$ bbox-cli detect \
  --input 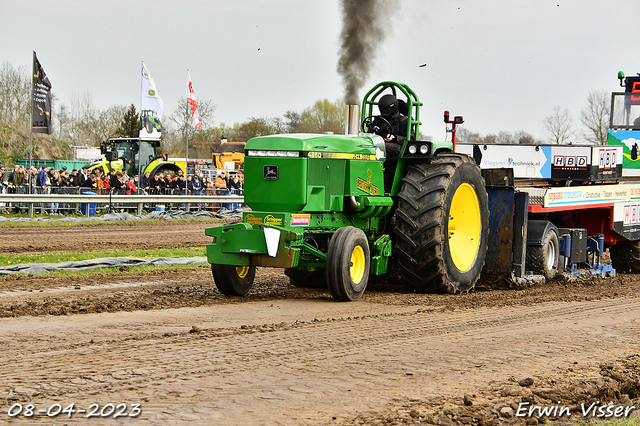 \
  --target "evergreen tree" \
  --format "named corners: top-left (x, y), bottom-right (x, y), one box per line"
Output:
top-left (116, 104), bottom-right (139, 138)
